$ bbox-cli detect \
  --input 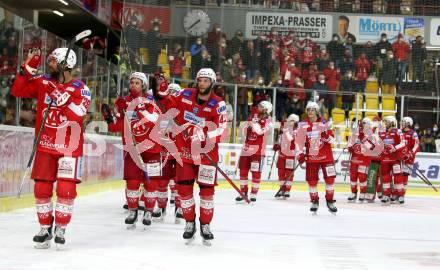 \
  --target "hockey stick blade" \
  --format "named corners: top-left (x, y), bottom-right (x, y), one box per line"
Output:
top-left (74, 30), bottom-right (92, 43)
